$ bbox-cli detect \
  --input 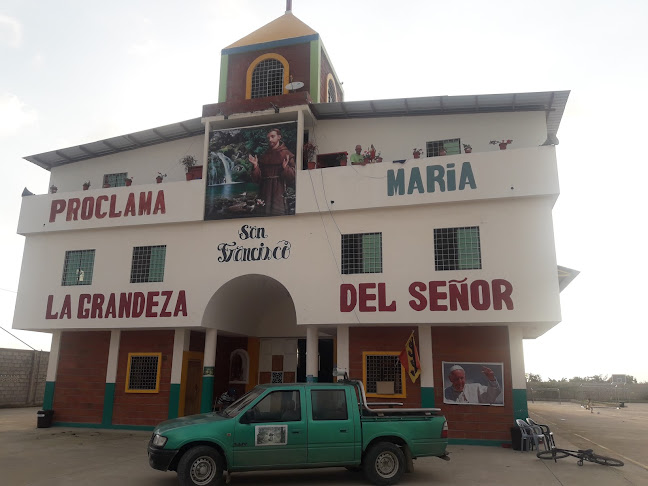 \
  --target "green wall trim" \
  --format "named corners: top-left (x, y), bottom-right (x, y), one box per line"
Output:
top-left (421, 387), bottom-right (435, 408)
top-left (449, 438), bottom-right (508, 447)
top-left (309, 40), bottom-right (321, 103)
top-left (201, 376), bottom-right (215, 413)
top-left (512, 388), bottom-right (529, 419)
top-left (218, 54), bottom-right (229, 102)
top-left (43, 381), bottom-right (55, 410)
top-left (168, 383), bottom-right (181, 419)
top-left (52, 422), bottom-right (154, 431)
top-left (101, 383), bottom-right (115, 426)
